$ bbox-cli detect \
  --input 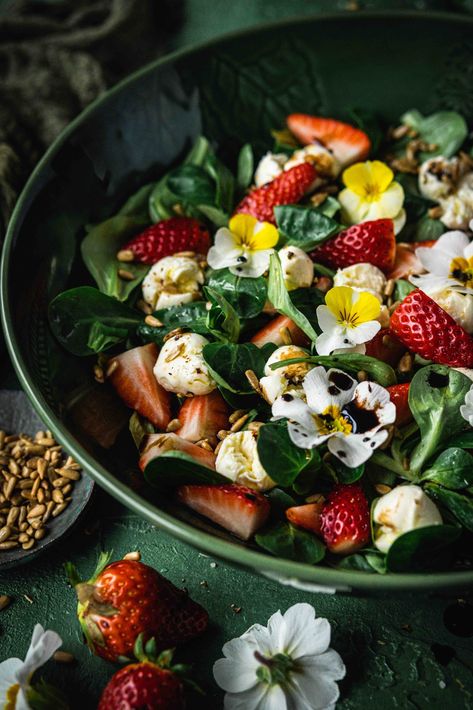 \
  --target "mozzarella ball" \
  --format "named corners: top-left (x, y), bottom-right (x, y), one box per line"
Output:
top-left (418, 156), bottom-right (458, 202)
top-left (333, 263), bottom-right (387, 302)
top-left (260, 345), bottom-right (310, 404)
top-left (431, 289), bottom-right (473, 333)
top-left (216, 430), bottom-right (275, 491)
top-left (440, 174), bottom-right (473, 229)
top-left (142, 255), bottom-right (204, 310)
top-left (154, 332), bottom-right (216, 396)
top-left (373, 485), bottom-right (442, 554)
top-left (254, 152), bottom-right (288, 187)
top-left (284, 144), bottom-right (341, 179)
top-left (278, 246), bottom-right (314, 291)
